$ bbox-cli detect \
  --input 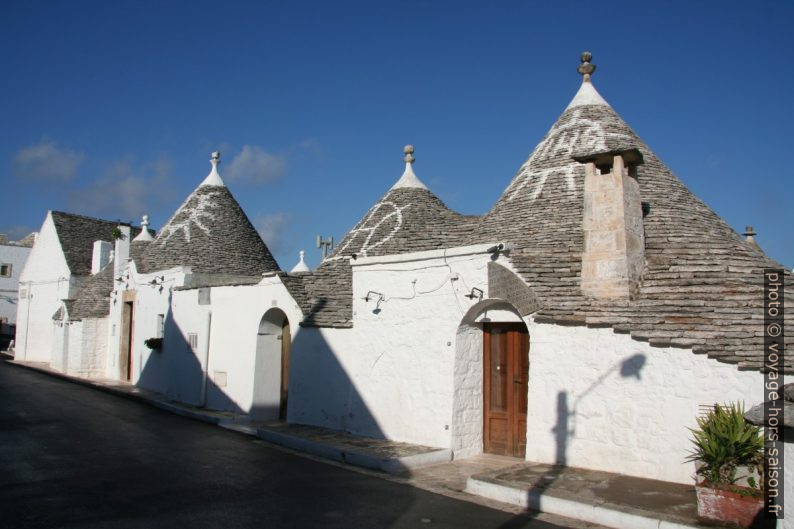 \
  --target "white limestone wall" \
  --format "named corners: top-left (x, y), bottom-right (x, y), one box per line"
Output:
top-left (51, 320), bottom-right (69, 372)
top-left (0, 244), bottom-right (31, 324)
top-left (15, 213), bottom-right (73, 362)
top-left (165, 277), bottom-right (304, 415)
top-left (347, 245), bottom-right (500, 448)
top-left (212, 278), bottom-right (302, 416)
top-left (66, 318), bottom-right (107, 378)
top-left (287, 325), bottom-right (355, 429)
top-left (105, 264), bottom-right (187, 389)
top-left (525, 321), bottom-right (766, 484)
